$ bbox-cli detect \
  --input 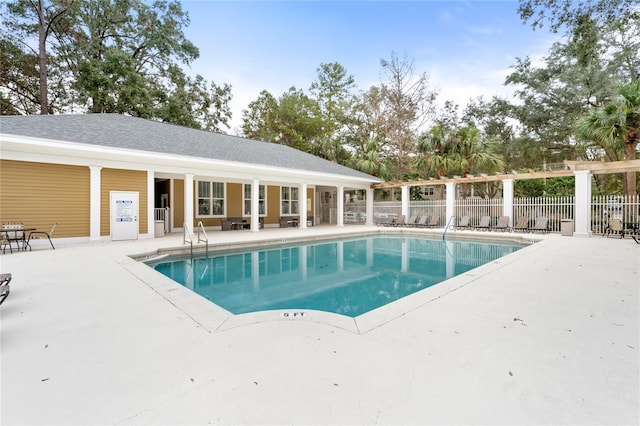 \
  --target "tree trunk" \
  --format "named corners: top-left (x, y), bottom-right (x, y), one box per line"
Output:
top-left (38, 0), bottom-right (48, 115)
